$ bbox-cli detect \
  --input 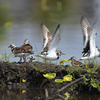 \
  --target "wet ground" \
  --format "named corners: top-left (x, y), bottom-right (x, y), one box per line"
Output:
top-left (0, 61), bottom-right (100, 100)
top-left (0, 62), bottom-right (100, 90)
